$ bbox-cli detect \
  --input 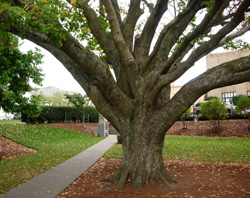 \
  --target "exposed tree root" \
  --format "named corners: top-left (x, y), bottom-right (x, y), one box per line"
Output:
top-left (101, 166), bottom-right (120, 183)
top-left (102, 165), bottom-right (178, 191)
top-left (115, 167), bottom-right (130, 189)
top-left (156, 168), bottom-right (178, 189)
